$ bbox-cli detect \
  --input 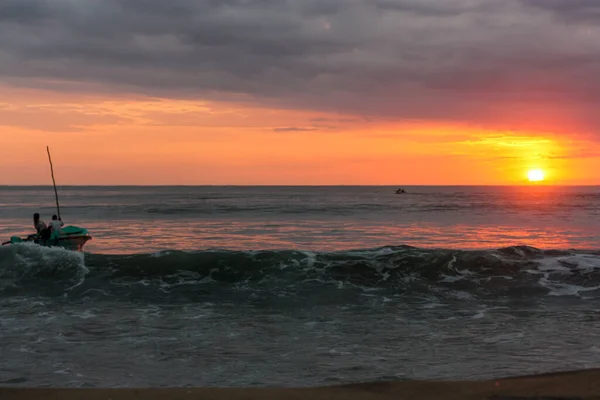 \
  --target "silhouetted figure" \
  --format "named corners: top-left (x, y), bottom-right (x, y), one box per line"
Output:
top-left (33, 213), bottom-right (46, 234)
top-left (49, 214), bottom-right (64, 245)
top-left (33, 213), bottom-right (51, 244)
